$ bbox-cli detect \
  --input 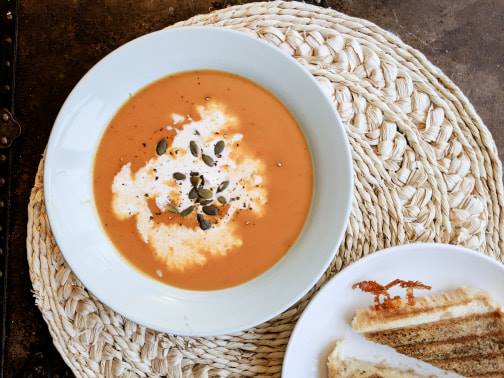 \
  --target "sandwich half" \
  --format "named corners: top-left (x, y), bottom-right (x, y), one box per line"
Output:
top-left (352, 287), bottom-right (504, 377)
top-left (327, 340), bottom-right (430, 378)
